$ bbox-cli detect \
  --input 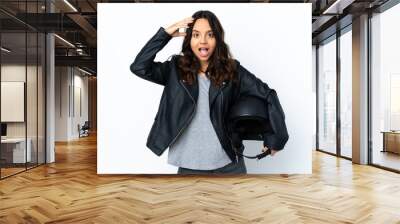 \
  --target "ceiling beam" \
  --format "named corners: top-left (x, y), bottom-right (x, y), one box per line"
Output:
top-left (55, 55), bottom-right (96, 69)
top-left (322, 0), bottom-right (356, 14)
top-left (67, 13), bottom-right (97, 47)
